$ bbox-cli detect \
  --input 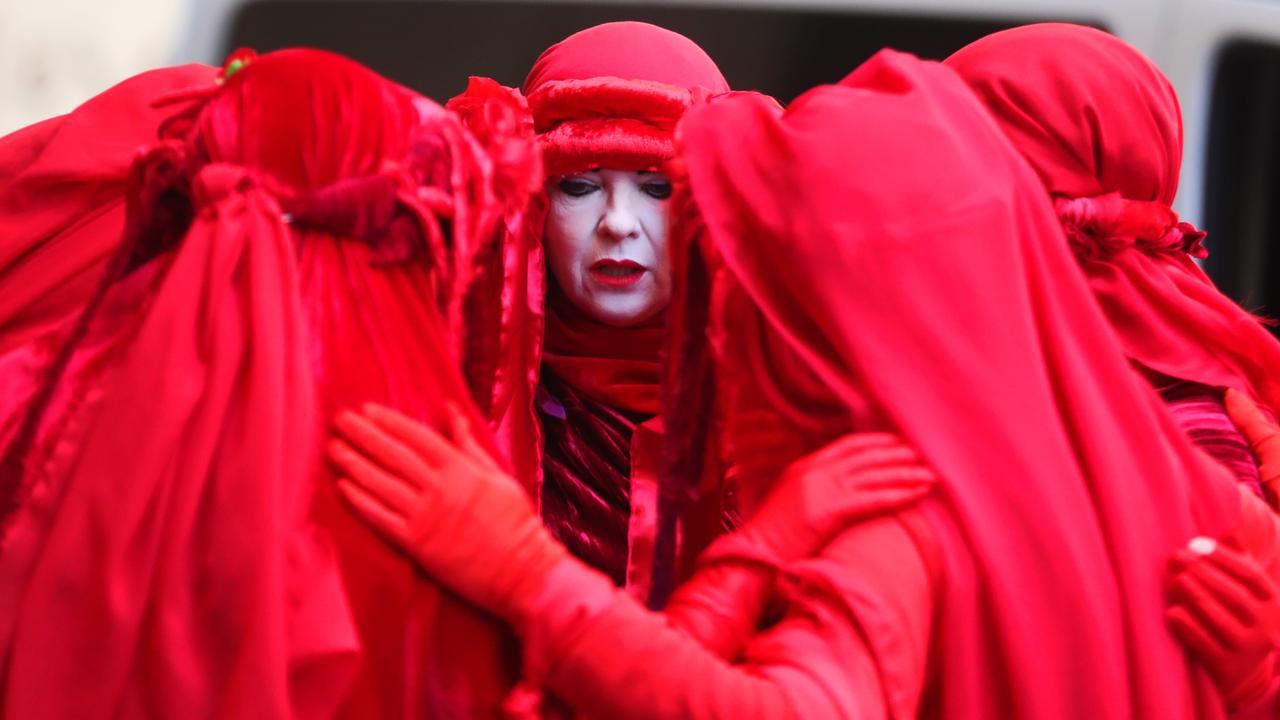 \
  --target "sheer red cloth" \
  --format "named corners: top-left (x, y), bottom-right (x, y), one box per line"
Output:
top-left (946, 23), bottom-right (1280, 421)
top-left (675, 49), bottom-right (1241, 717)
top-left (0, 64), bottom-right (217, 356)
top-left (0, 49), bottom-right (537, 718)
